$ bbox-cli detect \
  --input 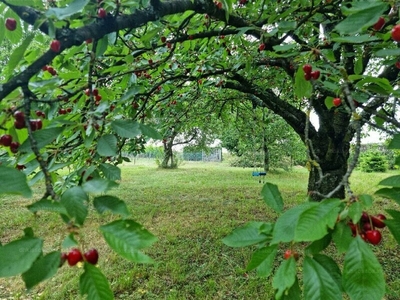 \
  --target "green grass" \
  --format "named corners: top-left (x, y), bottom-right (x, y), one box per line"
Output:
top-left (0, 160), bottom-right (399, 299)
